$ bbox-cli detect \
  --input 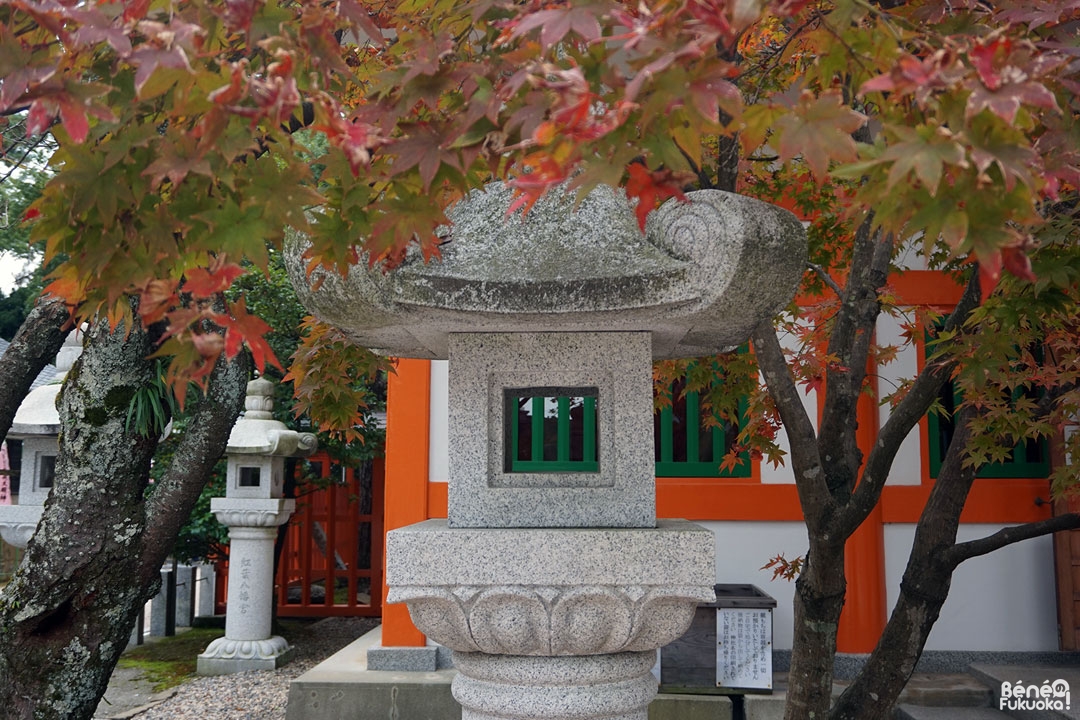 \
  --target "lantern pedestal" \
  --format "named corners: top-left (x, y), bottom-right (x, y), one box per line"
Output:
top-left (386, 520), bottom-right (716, 720)
top-left (0, 504), bottom-right (43, 548)
top-left (197, 498), bottom-right (295, 675)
